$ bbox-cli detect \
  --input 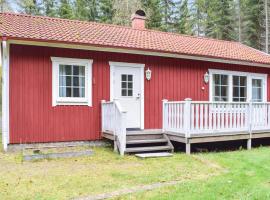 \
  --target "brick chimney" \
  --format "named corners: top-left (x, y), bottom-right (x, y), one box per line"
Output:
top-left (131, 10), bottom-right (146, 30)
